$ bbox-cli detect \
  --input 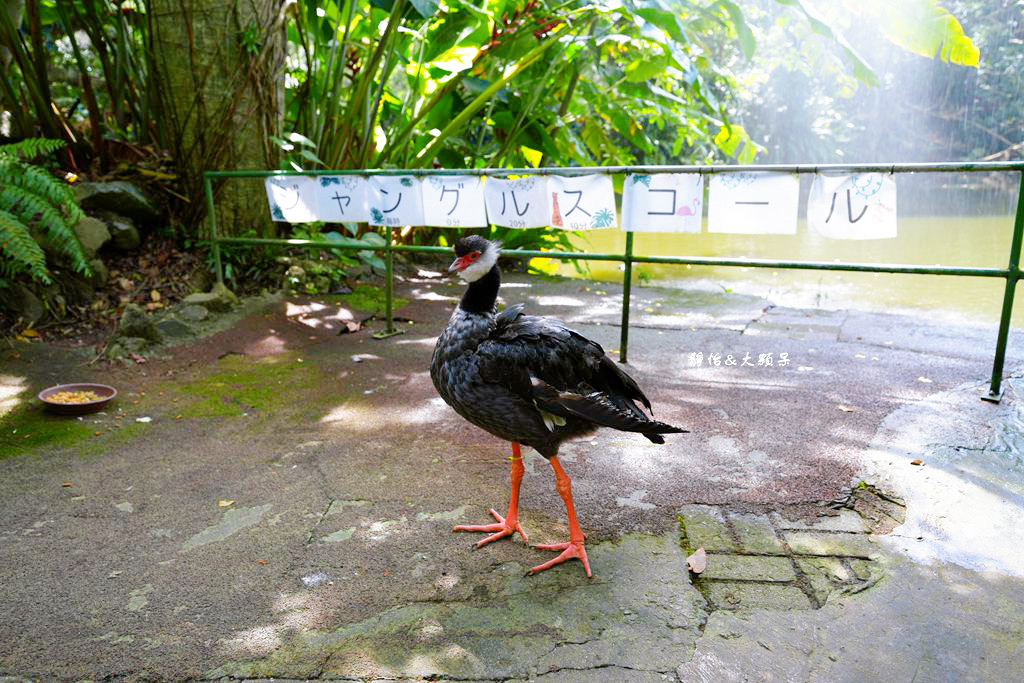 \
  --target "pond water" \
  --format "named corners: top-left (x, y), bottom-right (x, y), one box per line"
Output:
top-left (556, 214), bottom-right (1019, 325)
